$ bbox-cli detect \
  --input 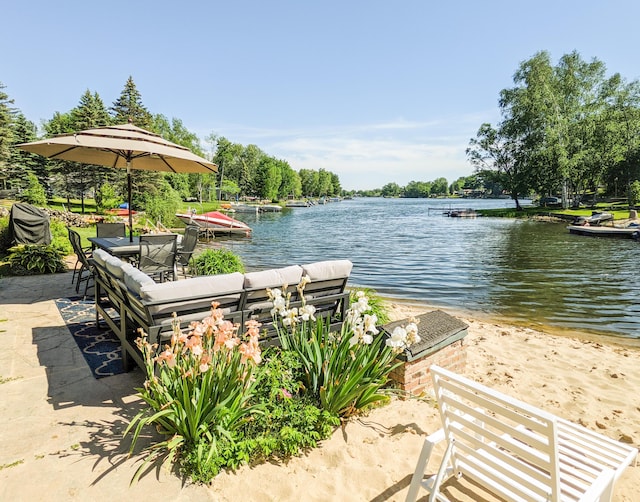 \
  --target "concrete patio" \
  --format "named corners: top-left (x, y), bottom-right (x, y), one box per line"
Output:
top-left (0, 272), bottom-right (212, 501)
